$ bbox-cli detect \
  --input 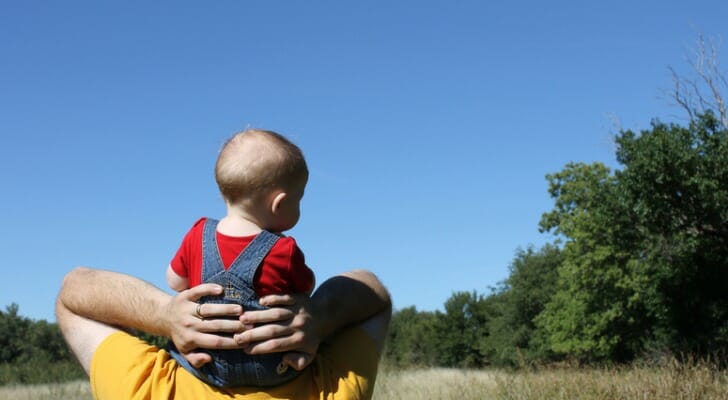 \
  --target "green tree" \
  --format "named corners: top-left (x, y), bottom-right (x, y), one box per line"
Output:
top-left (536, 162), bottom-right (644, 361)
top-left (482, 244), bottom-right (562, 366)
top-left (22, 319), bottom-right (72, 363)
top-left (0, 304), bottom-right (30, 363)
top-left (385, 306), bottom-right (438, 367)
top-left (536, 112), bottom-right (727, 362)
top-left (0, 303), bottom-right (85, 384)
top-left (435, 291), bottom-right (489, 368)
top-left (615, 112), bottom-right (728, 355)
